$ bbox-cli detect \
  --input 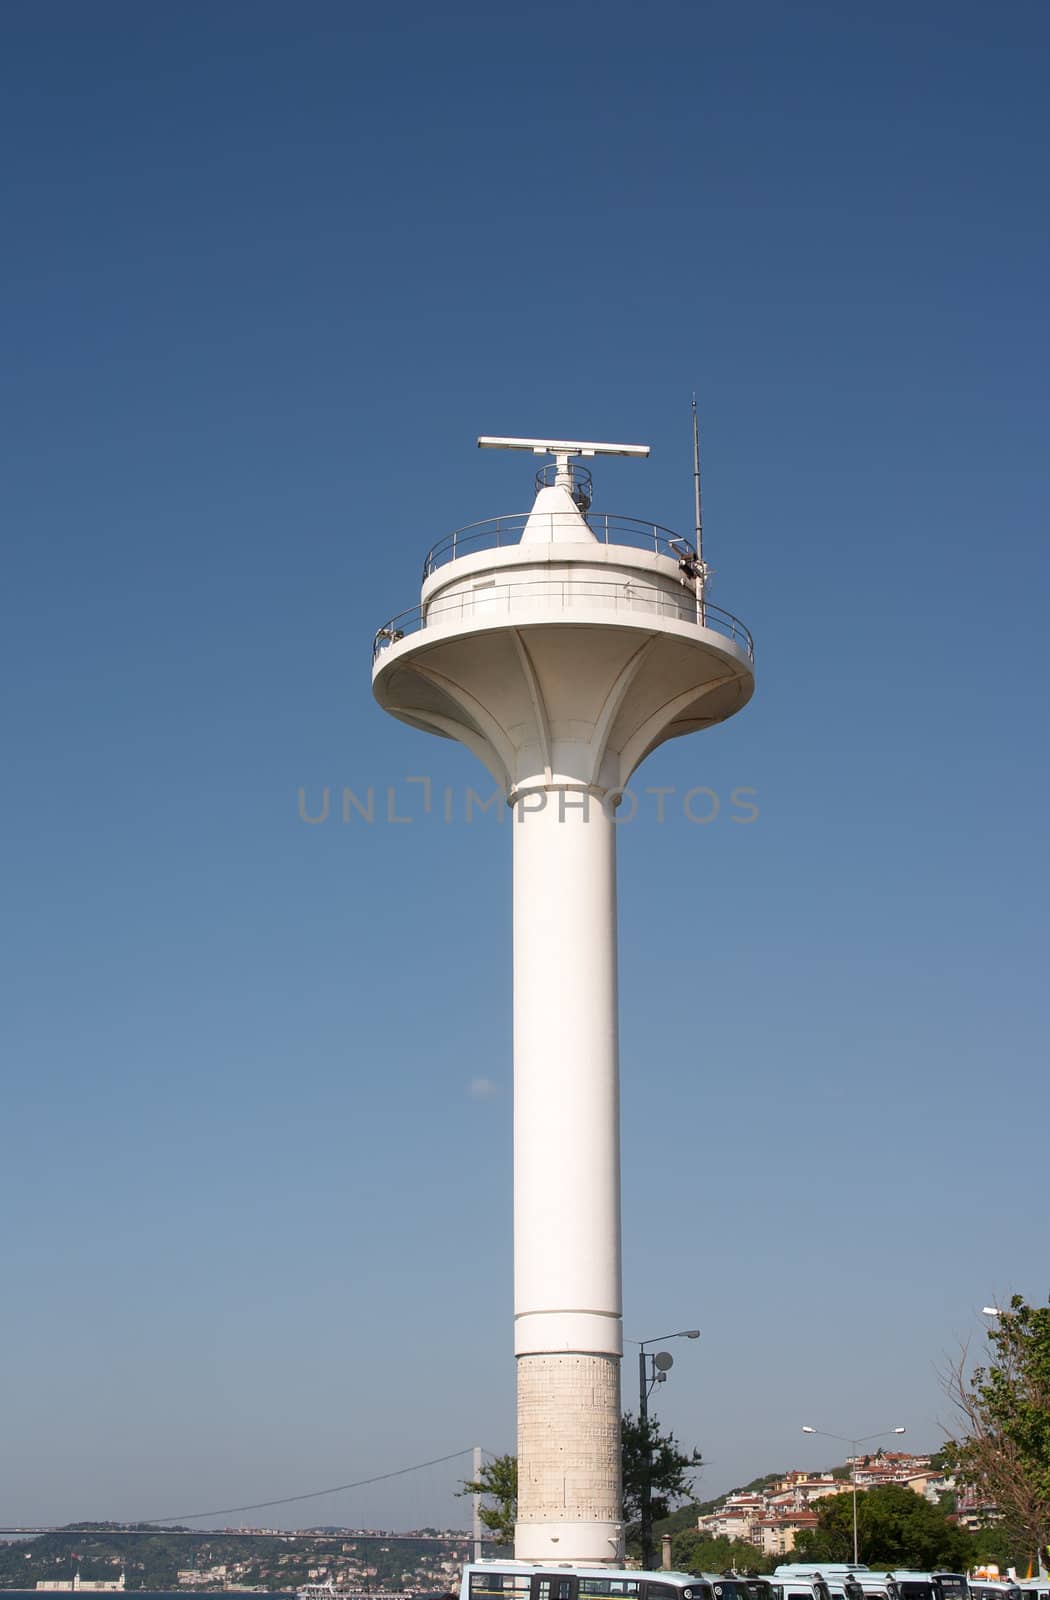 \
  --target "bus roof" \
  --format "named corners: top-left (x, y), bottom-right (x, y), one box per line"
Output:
top-left (774, 1567), bottom-right (870, 1575)
top-left (462, 1566), bottom-right (703, 1583)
